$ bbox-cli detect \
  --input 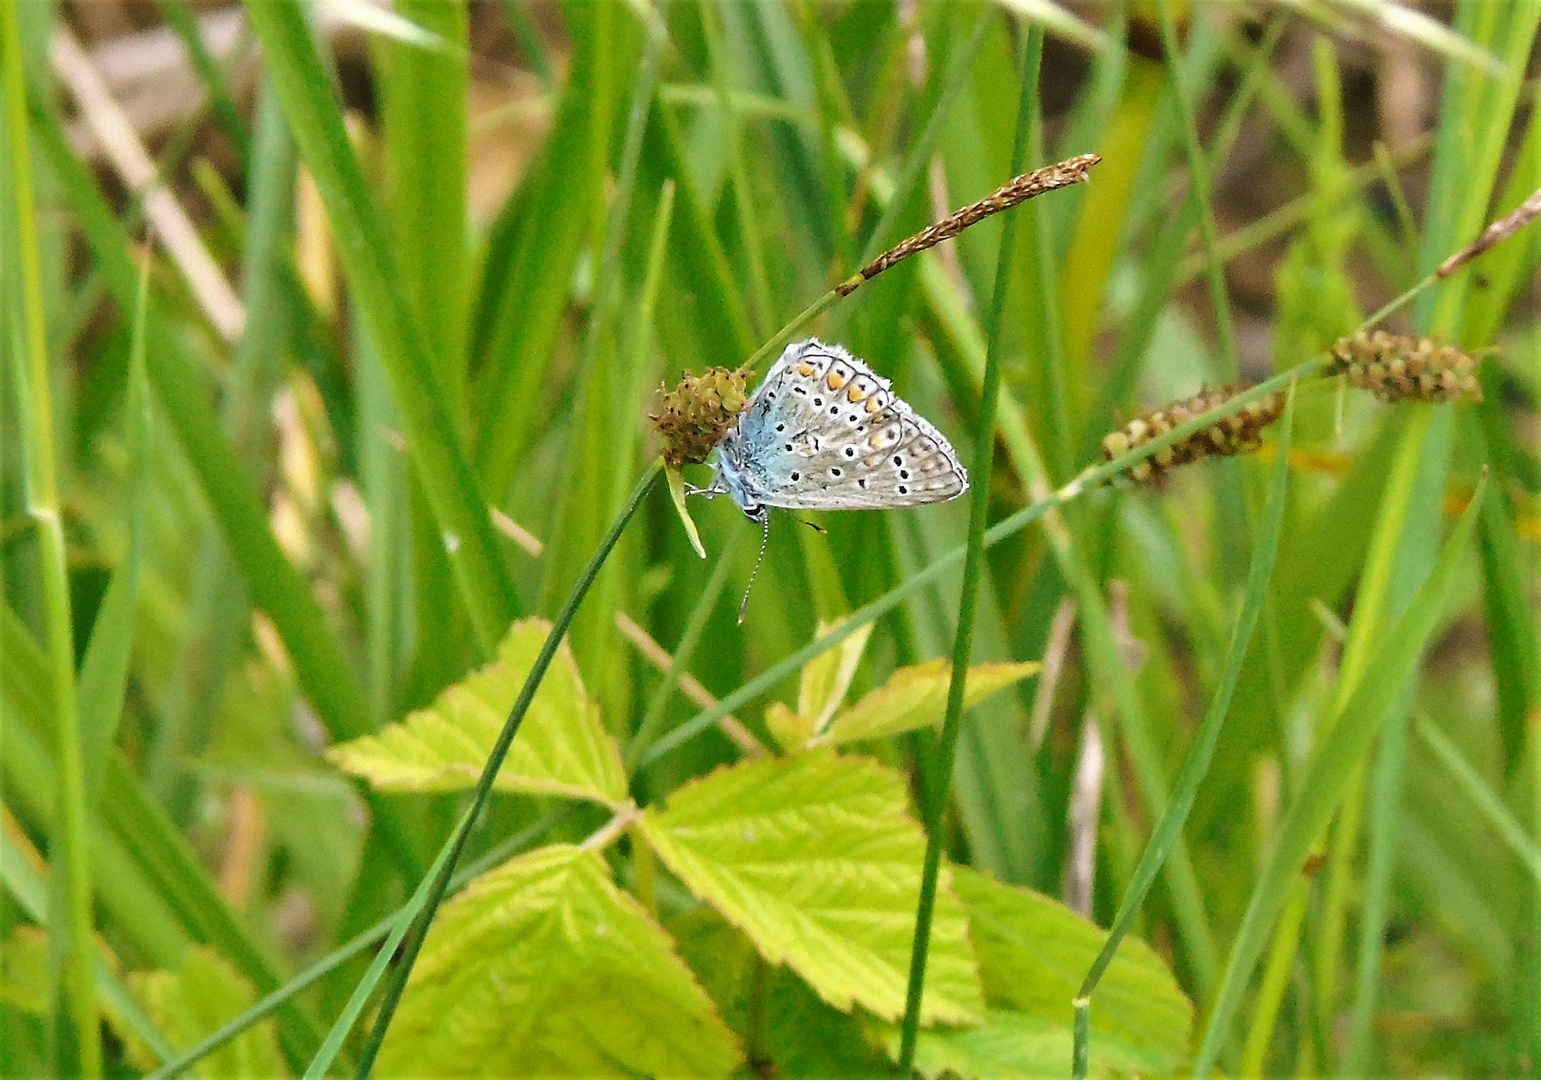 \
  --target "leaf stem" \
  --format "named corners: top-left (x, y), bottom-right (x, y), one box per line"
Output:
top-left (897, 24), bottom-right (1039, 1072)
